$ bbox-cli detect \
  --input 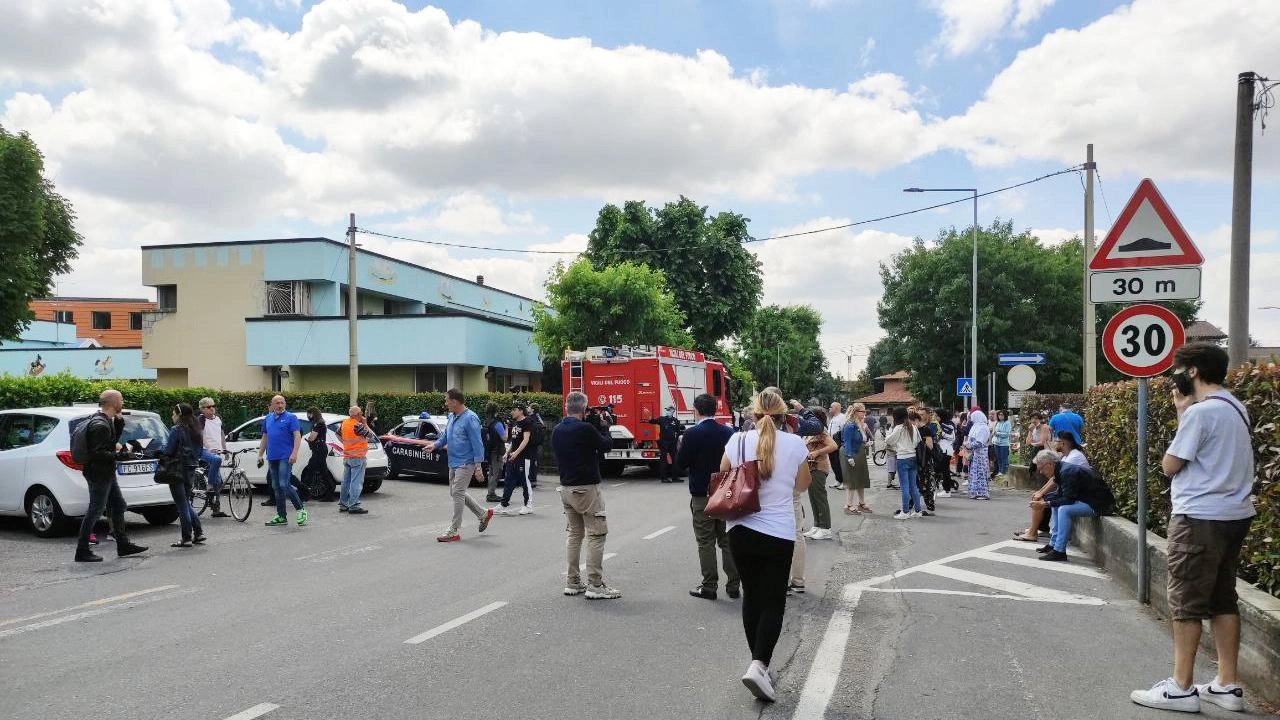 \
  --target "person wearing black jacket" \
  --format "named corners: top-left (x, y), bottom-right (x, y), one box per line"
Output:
top-left (1031, 449), bottom-right (1115, 562)
top-left (74, 389), bottom-right (148, 562)
top-left (644, 407), bottom-right (684, 483)
top-left (552, 391), bottom-right (619, 599)
top-left (676, 393), bottom-right (739, 600)
top-left (160, 403), bottom-right (205, 548)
